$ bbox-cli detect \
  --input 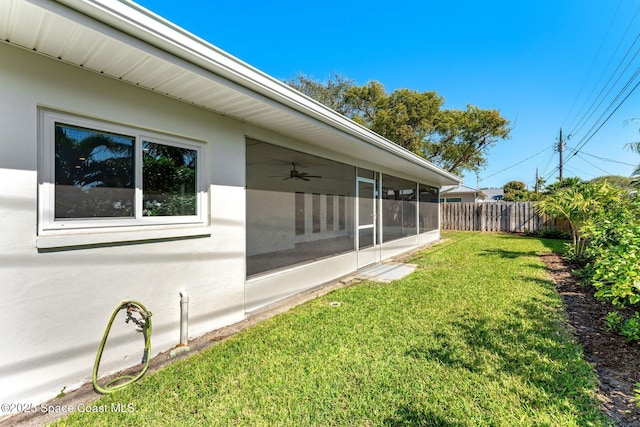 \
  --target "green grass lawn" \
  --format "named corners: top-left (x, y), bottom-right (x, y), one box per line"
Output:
top-left (55, 232), bottom-right (610, 426)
